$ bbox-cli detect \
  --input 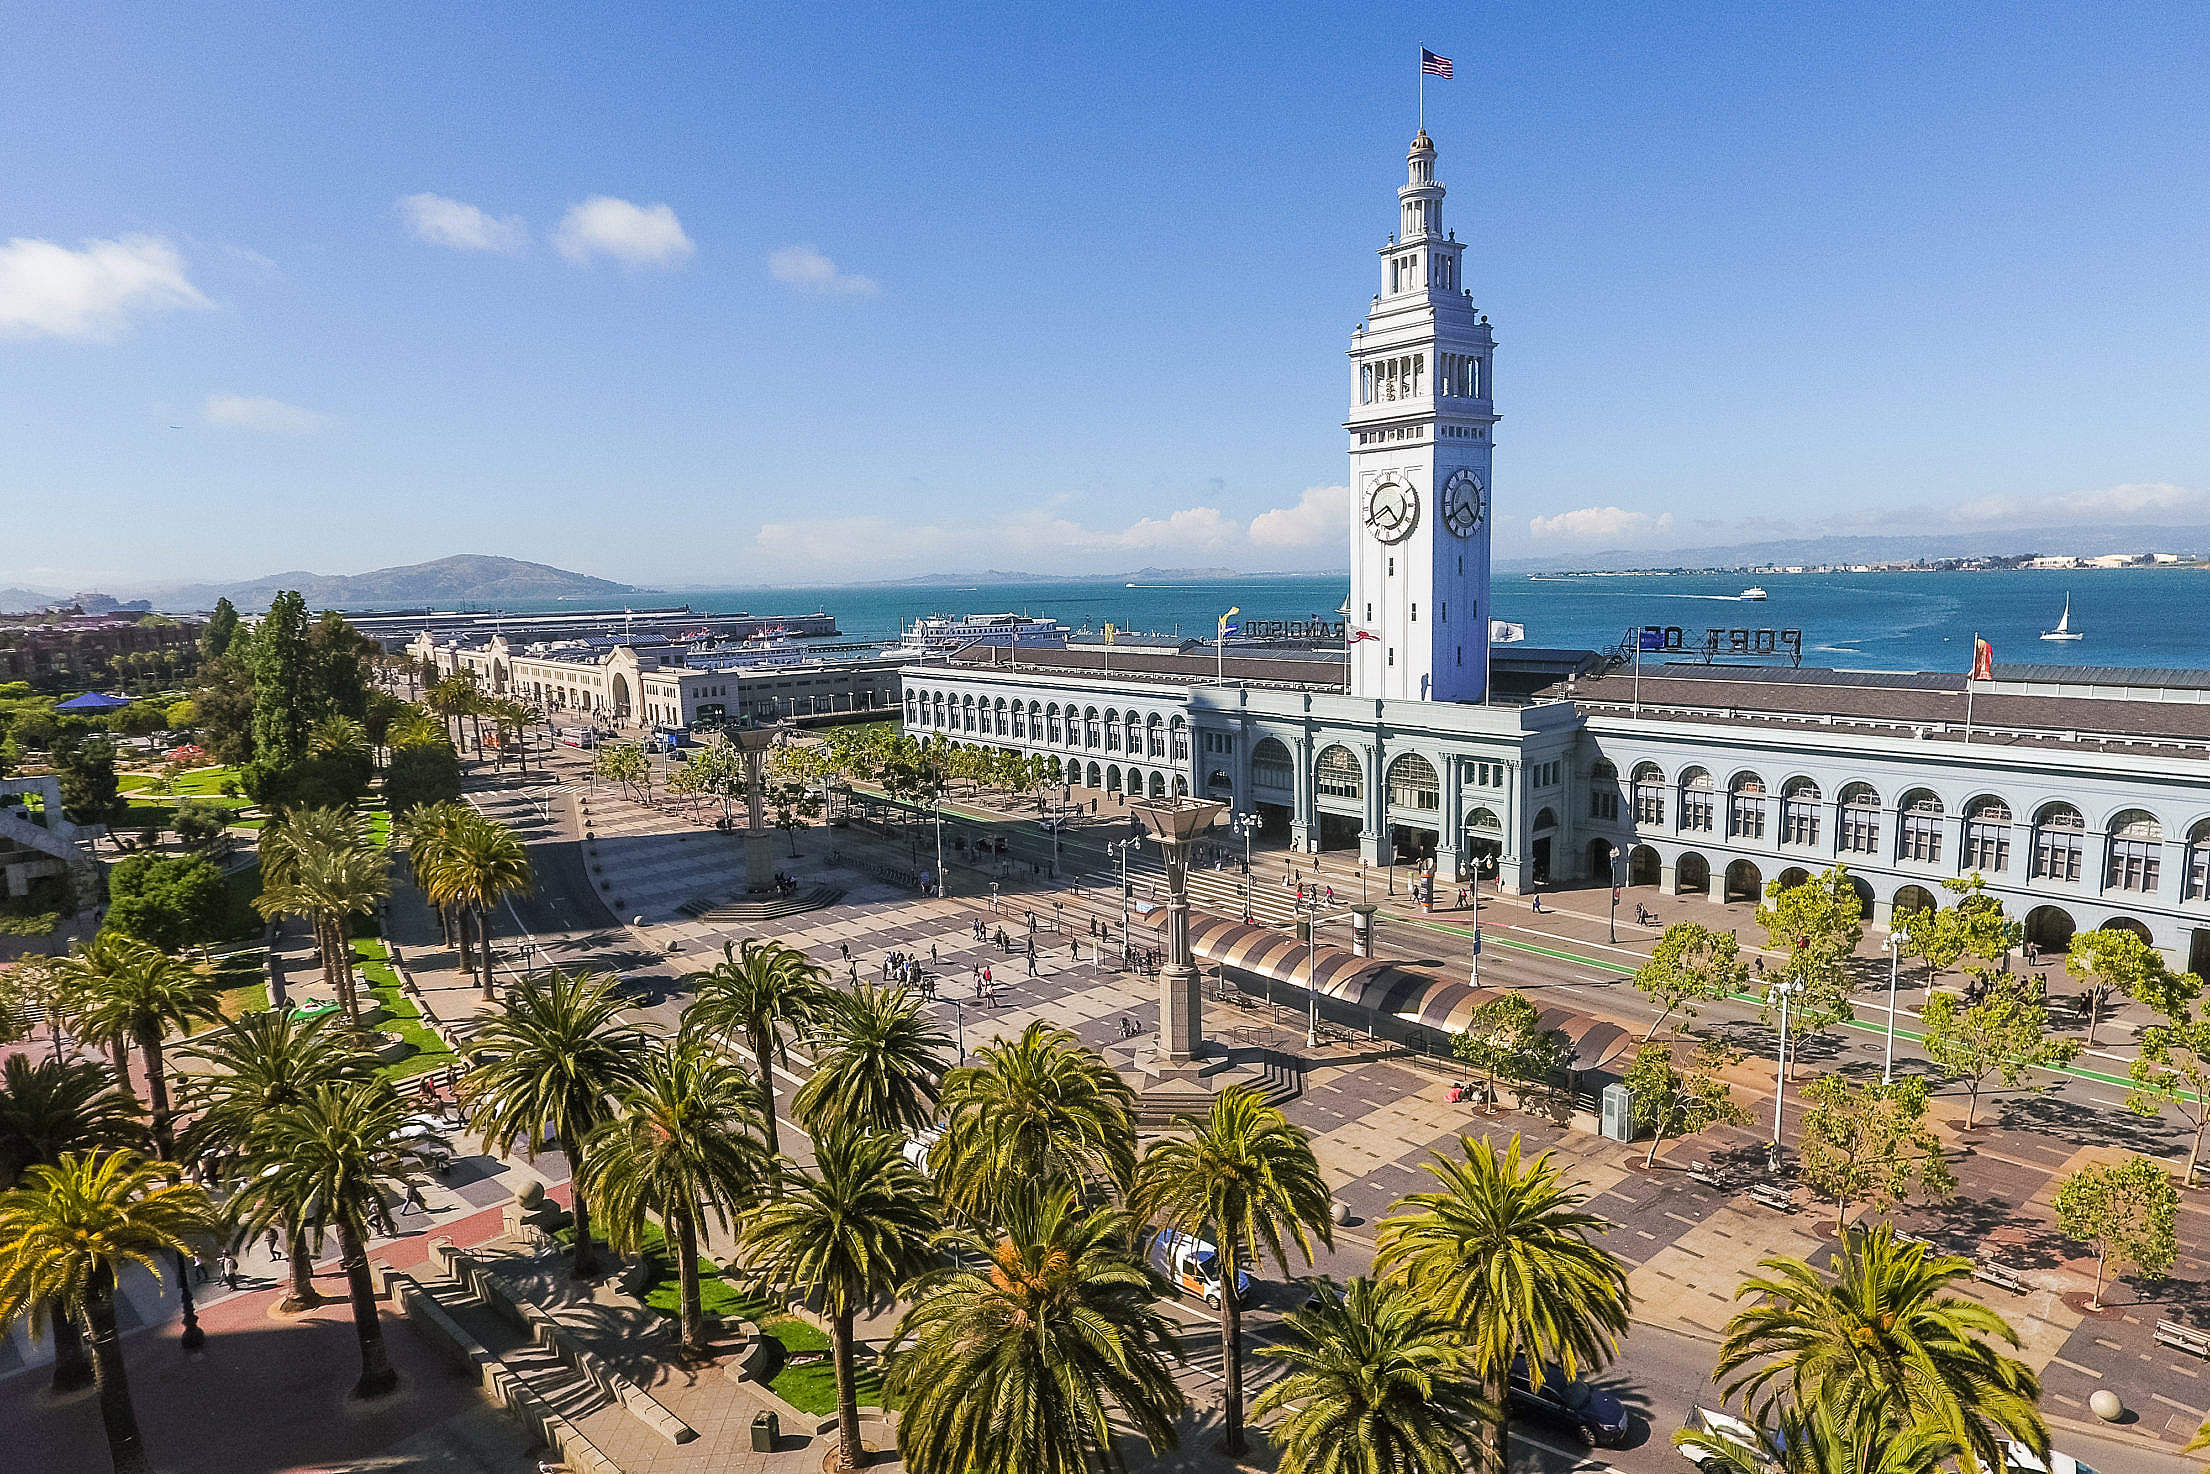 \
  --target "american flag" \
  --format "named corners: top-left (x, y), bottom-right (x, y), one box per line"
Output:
top-left (1421, 48), bottom-right (1453, 78)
